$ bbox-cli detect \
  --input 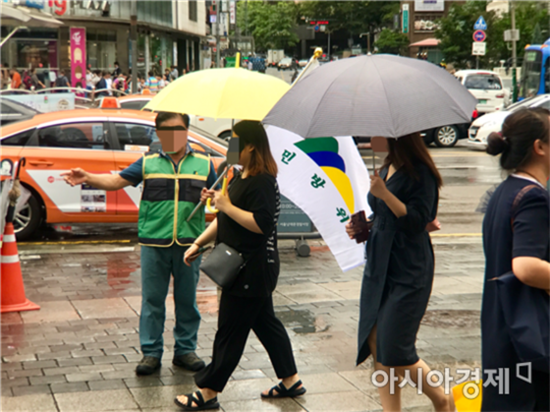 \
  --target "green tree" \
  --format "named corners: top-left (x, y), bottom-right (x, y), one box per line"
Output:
top-left (375, 29), bottom-right (409, 55)
top-left (297, 1), bottom-right (398, 36)
top-left (436, 1), bottom-right (548, 69)
top-left (532, 22), bottom-right (544, 44)
top-left (236, 1), bottom-right (299, 52)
